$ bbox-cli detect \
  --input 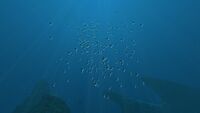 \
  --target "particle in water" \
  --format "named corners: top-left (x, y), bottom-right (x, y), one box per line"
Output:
top-left (49, 35), bottom-right (54, 40)
top-left (74, 48), bottom-right (78, 53)
top-left (120, 38), bottom-right (124, 42)
top-left (123, 69), bottom-right (126, 73)
top-left (132, 40), bottom-right (136, 46)
top-left (104, 94), bottom-right (110, 100)
top-left (134, 85), bottom-right (137, 89)
top-left (66, 79), bottom-right (70, 83)
top-left (109, 72), bottom-right (113, 77)
top-left (81, 68), bottom-right (85, 73)
top-left (103, 94), bottom-right (106, 99)
top-left (131, 20), bottom-right (135, 25)
top-left (130, 72), bottom-right (133, 77)
top-left (116, 77), bottom-right (120, 82)
top-left (142, 81), bottom-right (145, 86)
top-left (86, 51), bottom-right (89, 54)
top-left (120, 84), bottom-right (123, 88)
top-left (67, 51), bottom-right (72, 56)
top-left (139, 23), bottom-right (144, 28)
top-left (49, 21), bottom-right (53, 26)
top-left (94, 82), bottom-right (99, 88)
top-left (136, 73), bottom-right (140, 77)
top-left (109, 44), bottom-right (114, 48)
top-left (102, 57), bottom-right (108, 63)
top-left (52, 83), bottom-right (56, 88)
top-left (64, 69), bottom-right (67, 74)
